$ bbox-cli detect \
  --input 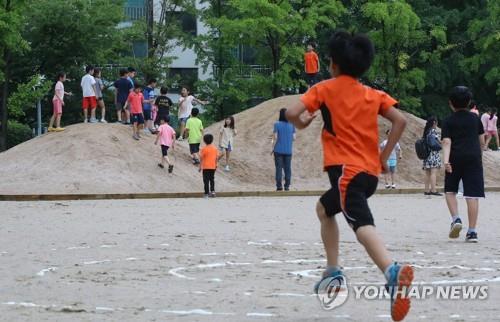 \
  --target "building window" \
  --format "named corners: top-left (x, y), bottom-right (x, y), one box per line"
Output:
top-left (125, 0), bottom-right (145, 21)
top-left (170, 11), bottom-right (197, 36)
